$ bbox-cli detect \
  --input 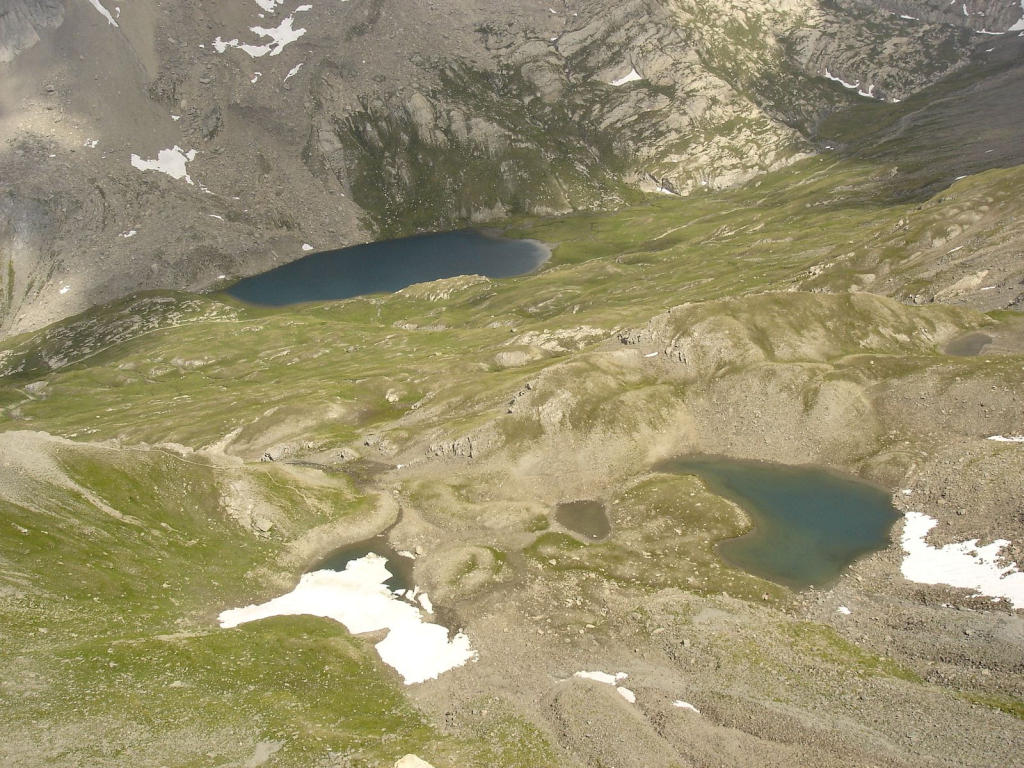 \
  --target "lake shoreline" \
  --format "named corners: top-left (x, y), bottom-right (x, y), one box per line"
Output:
top-left (222, 229), bottom-right (550, 308)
